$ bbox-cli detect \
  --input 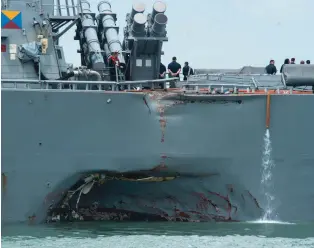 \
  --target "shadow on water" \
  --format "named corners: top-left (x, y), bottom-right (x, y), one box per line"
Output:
top-left (2, 221), bottom-right (314, 239)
